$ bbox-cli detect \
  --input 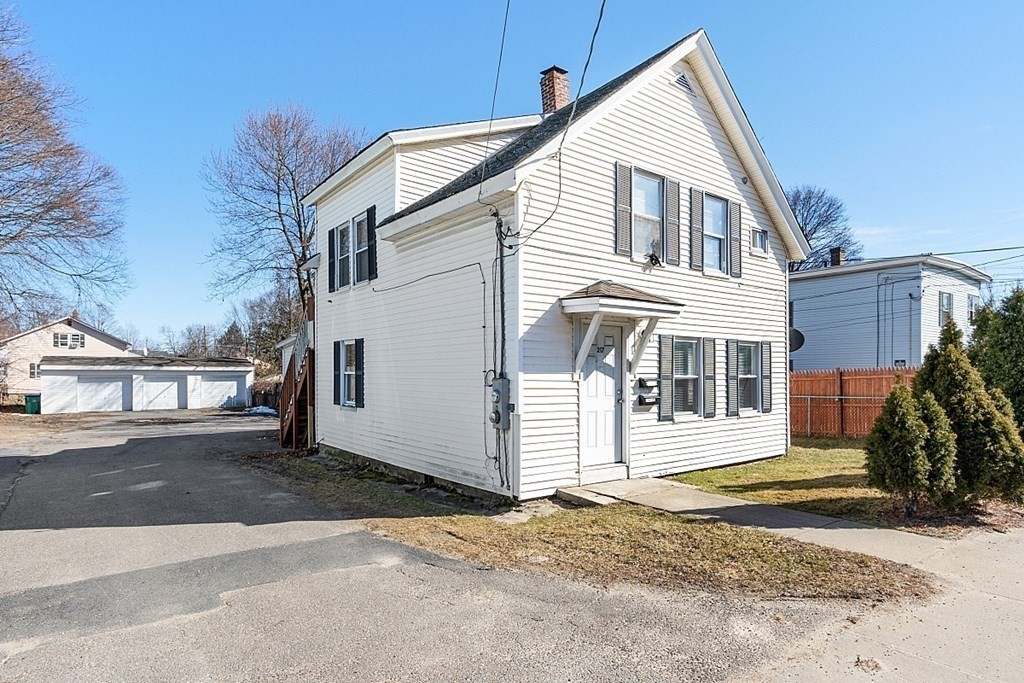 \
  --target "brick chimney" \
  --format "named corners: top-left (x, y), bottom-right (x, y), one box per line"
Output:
top-left (540, 66), bottom-right (570, 114)
top-left (829, 247), bottom-right (847, 267)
